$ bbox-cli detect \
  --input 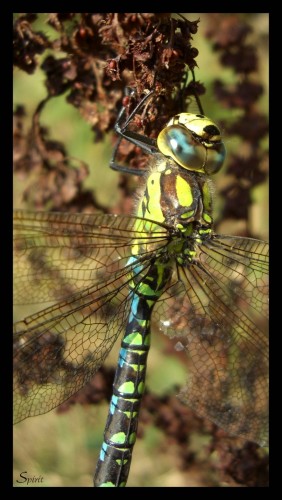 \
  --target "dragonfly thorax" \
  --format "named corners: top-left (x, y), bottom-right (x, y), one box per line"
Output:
top-left (136, 159), bottom-right (214, 232)
top-left (163, 235), bottom-right (199, 265)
